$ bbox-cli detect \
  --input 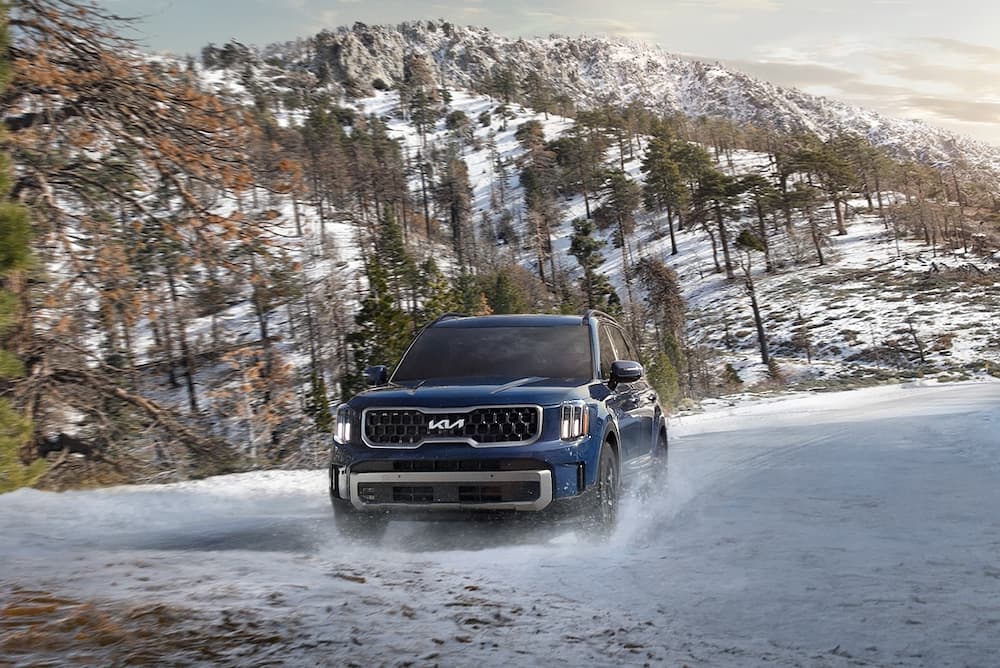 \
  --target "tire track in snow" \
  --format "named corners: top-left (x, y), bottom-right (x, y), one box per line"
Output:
top-left (658, 425), bottom-right (849, 522)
